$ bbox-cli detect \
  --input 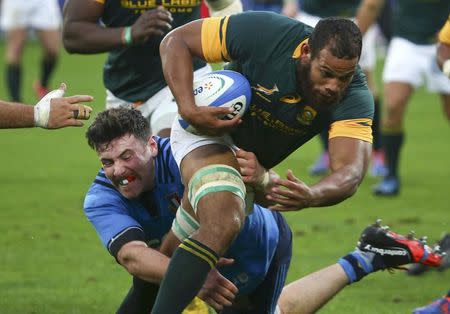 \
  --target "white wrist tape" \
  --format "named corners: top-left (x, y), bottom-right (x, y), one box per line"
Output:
top-left (256, 170), bottom-right (270, 191)
top-left (207, 0), bottom-right (243, 17)
top-left (443, 59), bottom-right (450, 78)
top-left (34, 88), bottom-right (64, 128)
